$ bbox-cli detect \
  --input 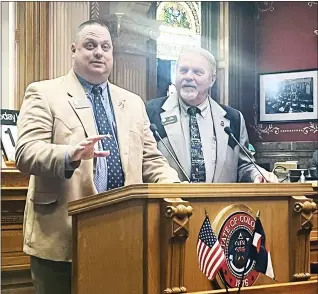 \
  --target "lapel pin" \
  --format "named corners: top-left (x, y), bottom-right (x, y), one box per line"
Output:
top-left (118, 100), bottom-right (125, 110)
top-left (220, 121), bottom-right (224, 127)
